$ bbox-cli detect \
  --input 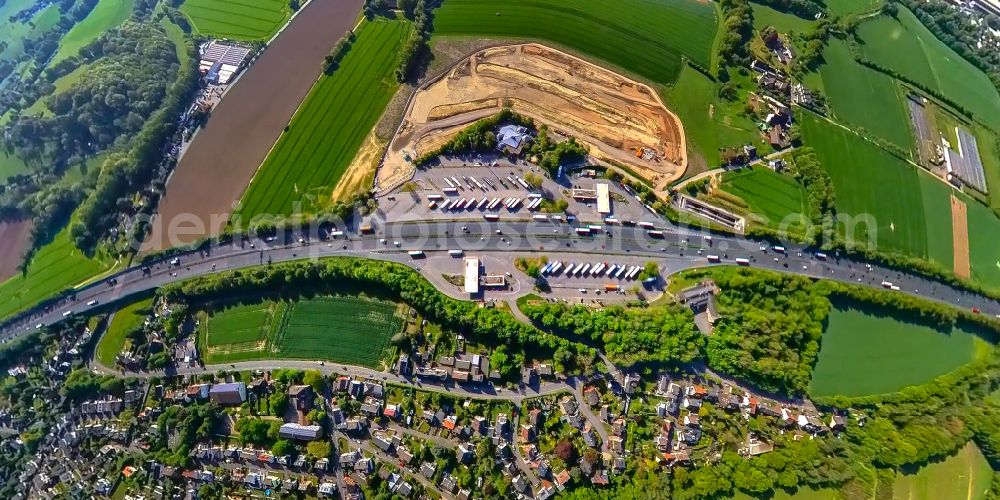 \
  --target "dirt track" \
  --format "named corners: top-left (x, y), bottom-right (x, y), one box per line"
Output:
top-left (144, 0), bottom-right (364, 251)
top-left (381, 43), bottom-right (687, 191)
top-left (951, 195), bottom-right (970, 279)
top-left (0, 219), bottom-right (31, 282)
